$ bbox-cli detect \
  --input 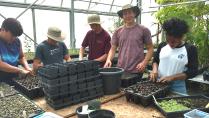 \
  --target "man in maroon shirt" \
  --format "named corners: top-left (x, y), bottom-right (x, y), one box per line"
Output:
top-left (79, 14), bottom-right (111, 66)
